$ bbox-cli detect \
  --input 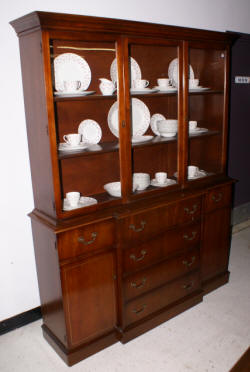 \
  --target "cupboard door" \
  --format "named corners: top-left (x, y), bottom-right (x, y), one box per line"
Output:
top-left (61, 252), bottom-right (117, 347)
top-left (201, 207), bottom-right (231, 282)
top-left (124, 38), bottom-right (182, 198)
top-left (49, 34), bottom-right (125, 217)
top-left (187, 42), bottom-right (229, 182)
